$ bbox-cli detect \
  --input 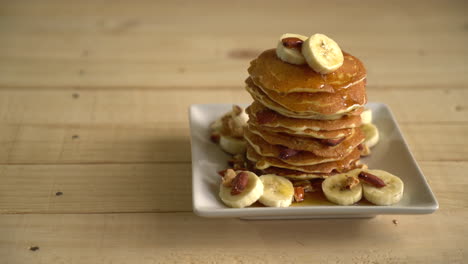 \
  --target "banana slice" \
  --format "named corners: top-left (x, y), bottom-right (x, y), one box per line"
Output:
top-left (361, 123), bottom-right (379, 148)
top-left (361, 170), bottom-right (404, 205)
top-left (276, 33), bottom-right (308, 65)
top-left (301, 33), bottom-right (344, 74)
top-left (219, 171), bottom-right (263, 208)
top-left (360, 108), bottom-right (372, 124)
top-left (219, 135), bottom-right (246, 155)
top-left (322, 169), bottom-right (362, 205)
top-left (258, 174), bottom-right (295, 207)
